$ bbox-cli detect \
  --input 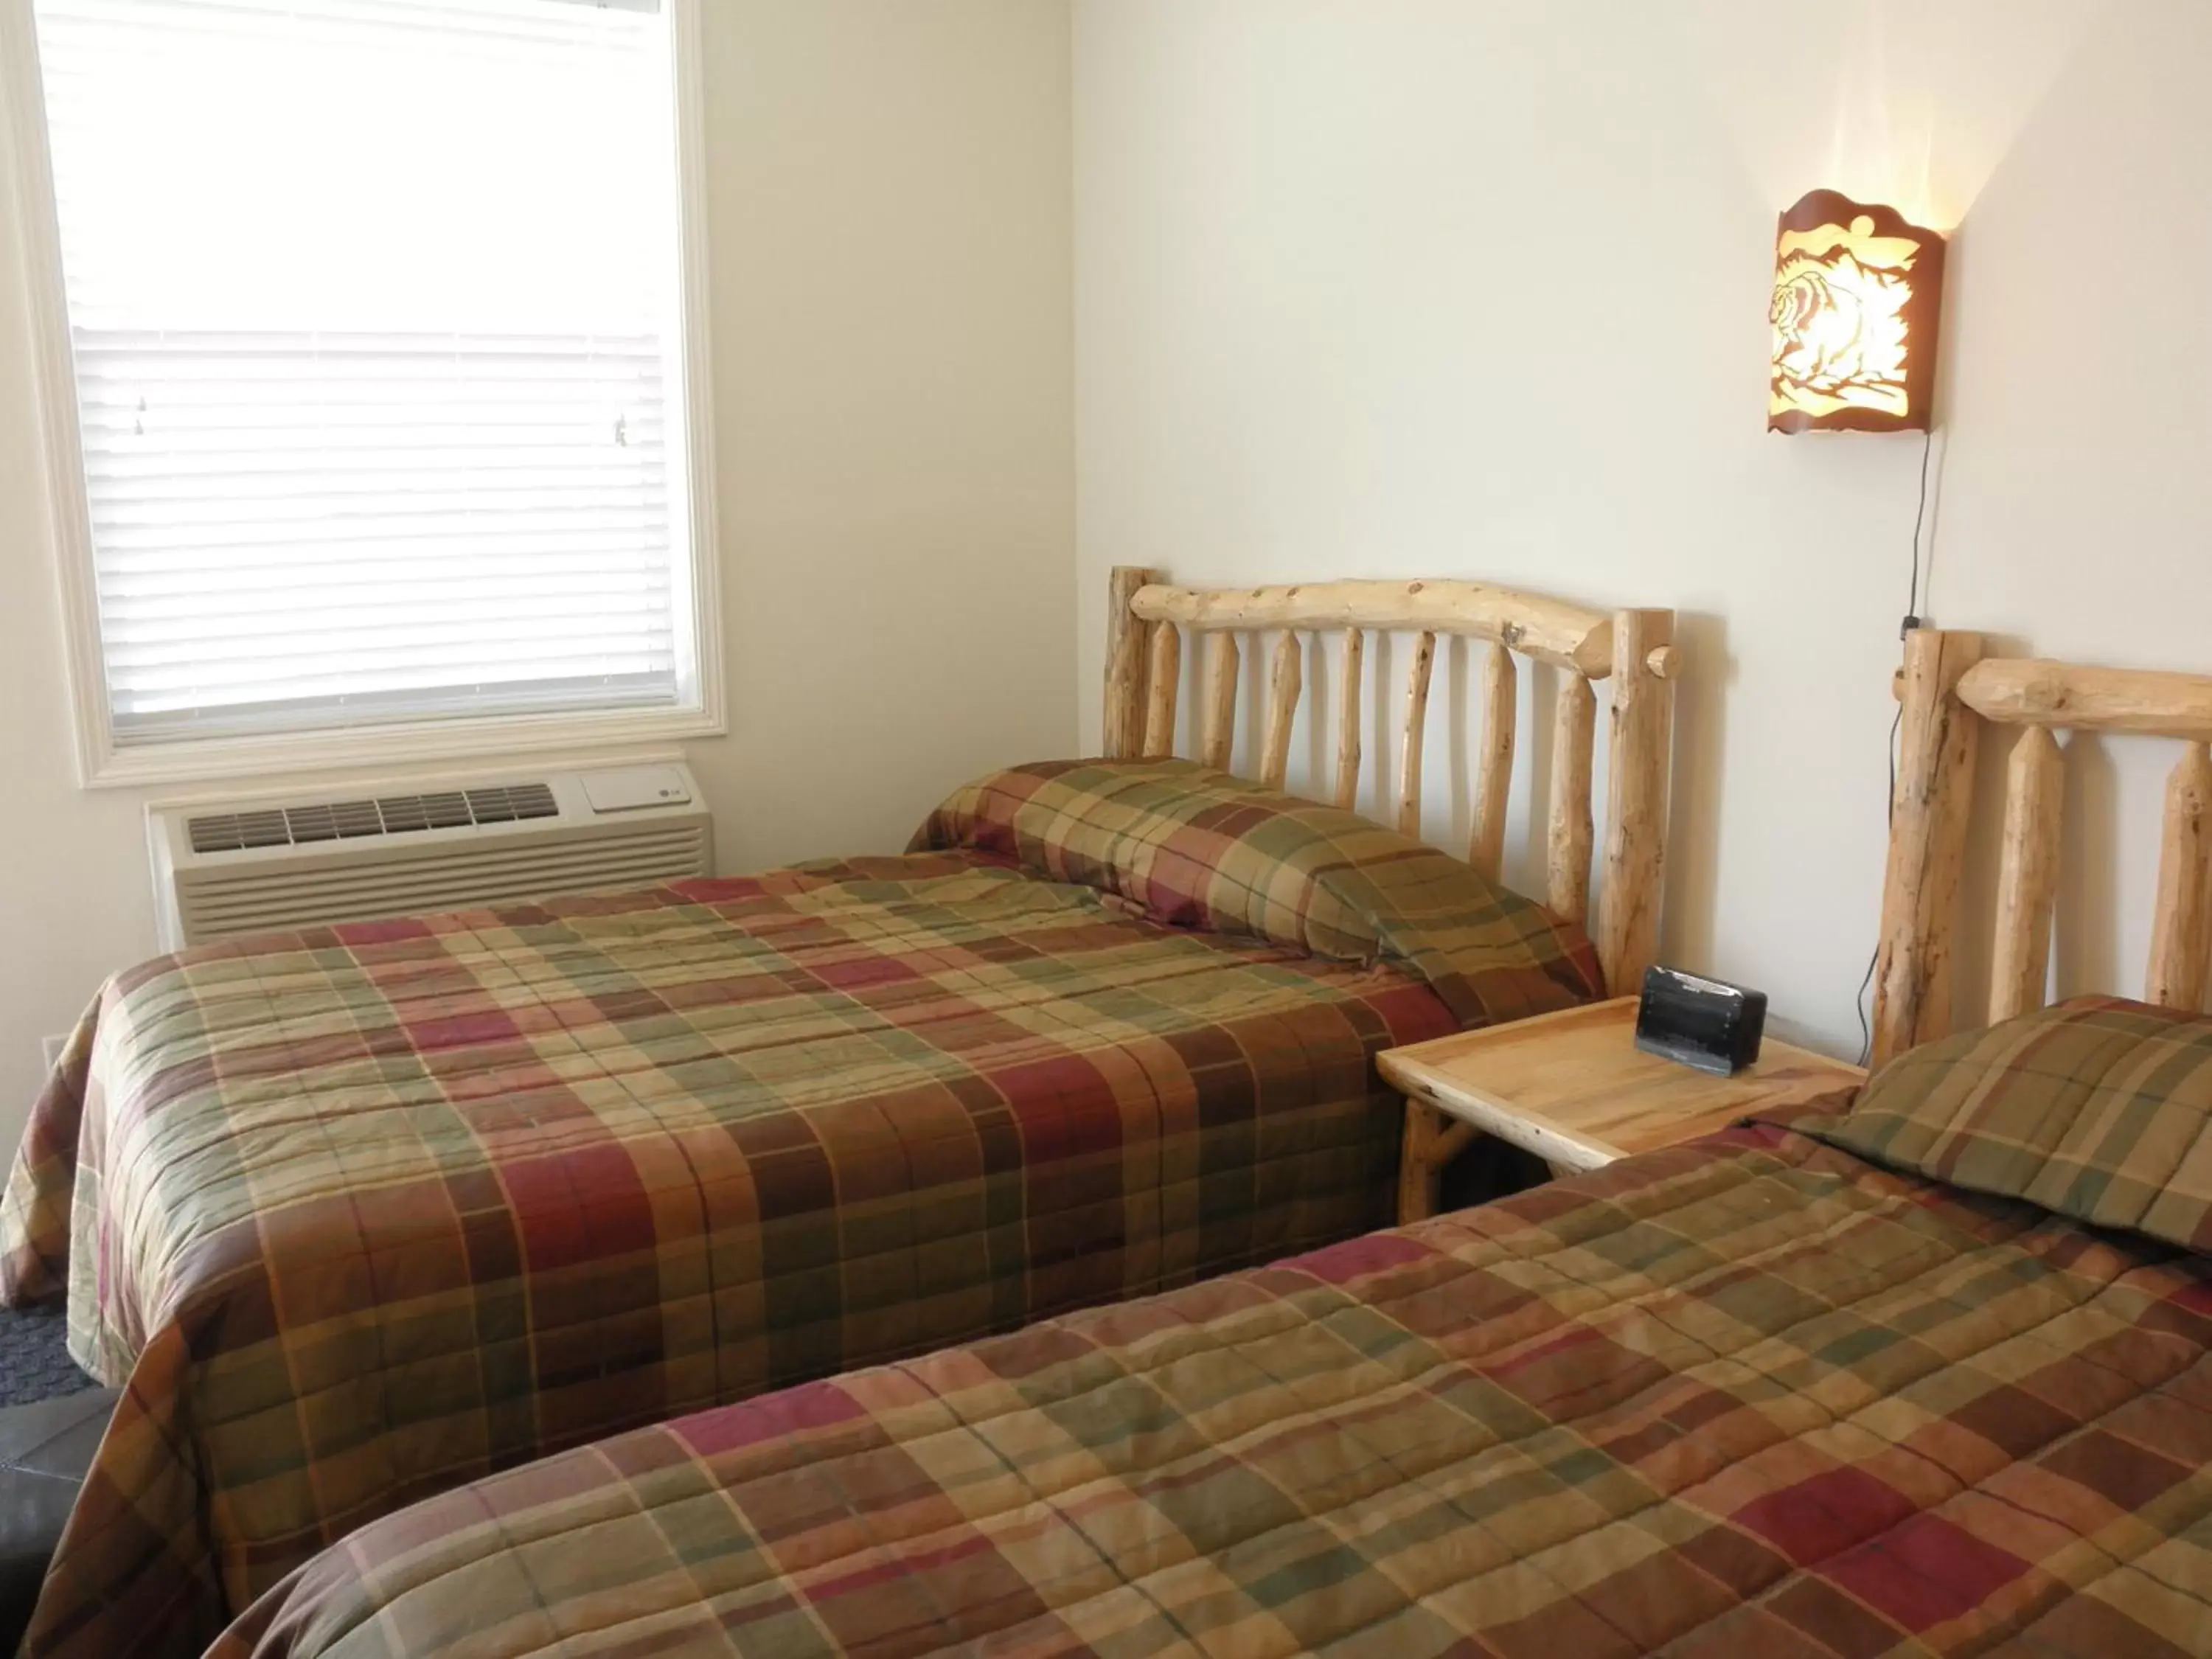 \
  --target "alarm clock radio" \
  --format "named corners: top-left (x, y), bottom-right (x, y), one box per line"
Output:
top-left (1634, 966), bottom-right (1767, 1077)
